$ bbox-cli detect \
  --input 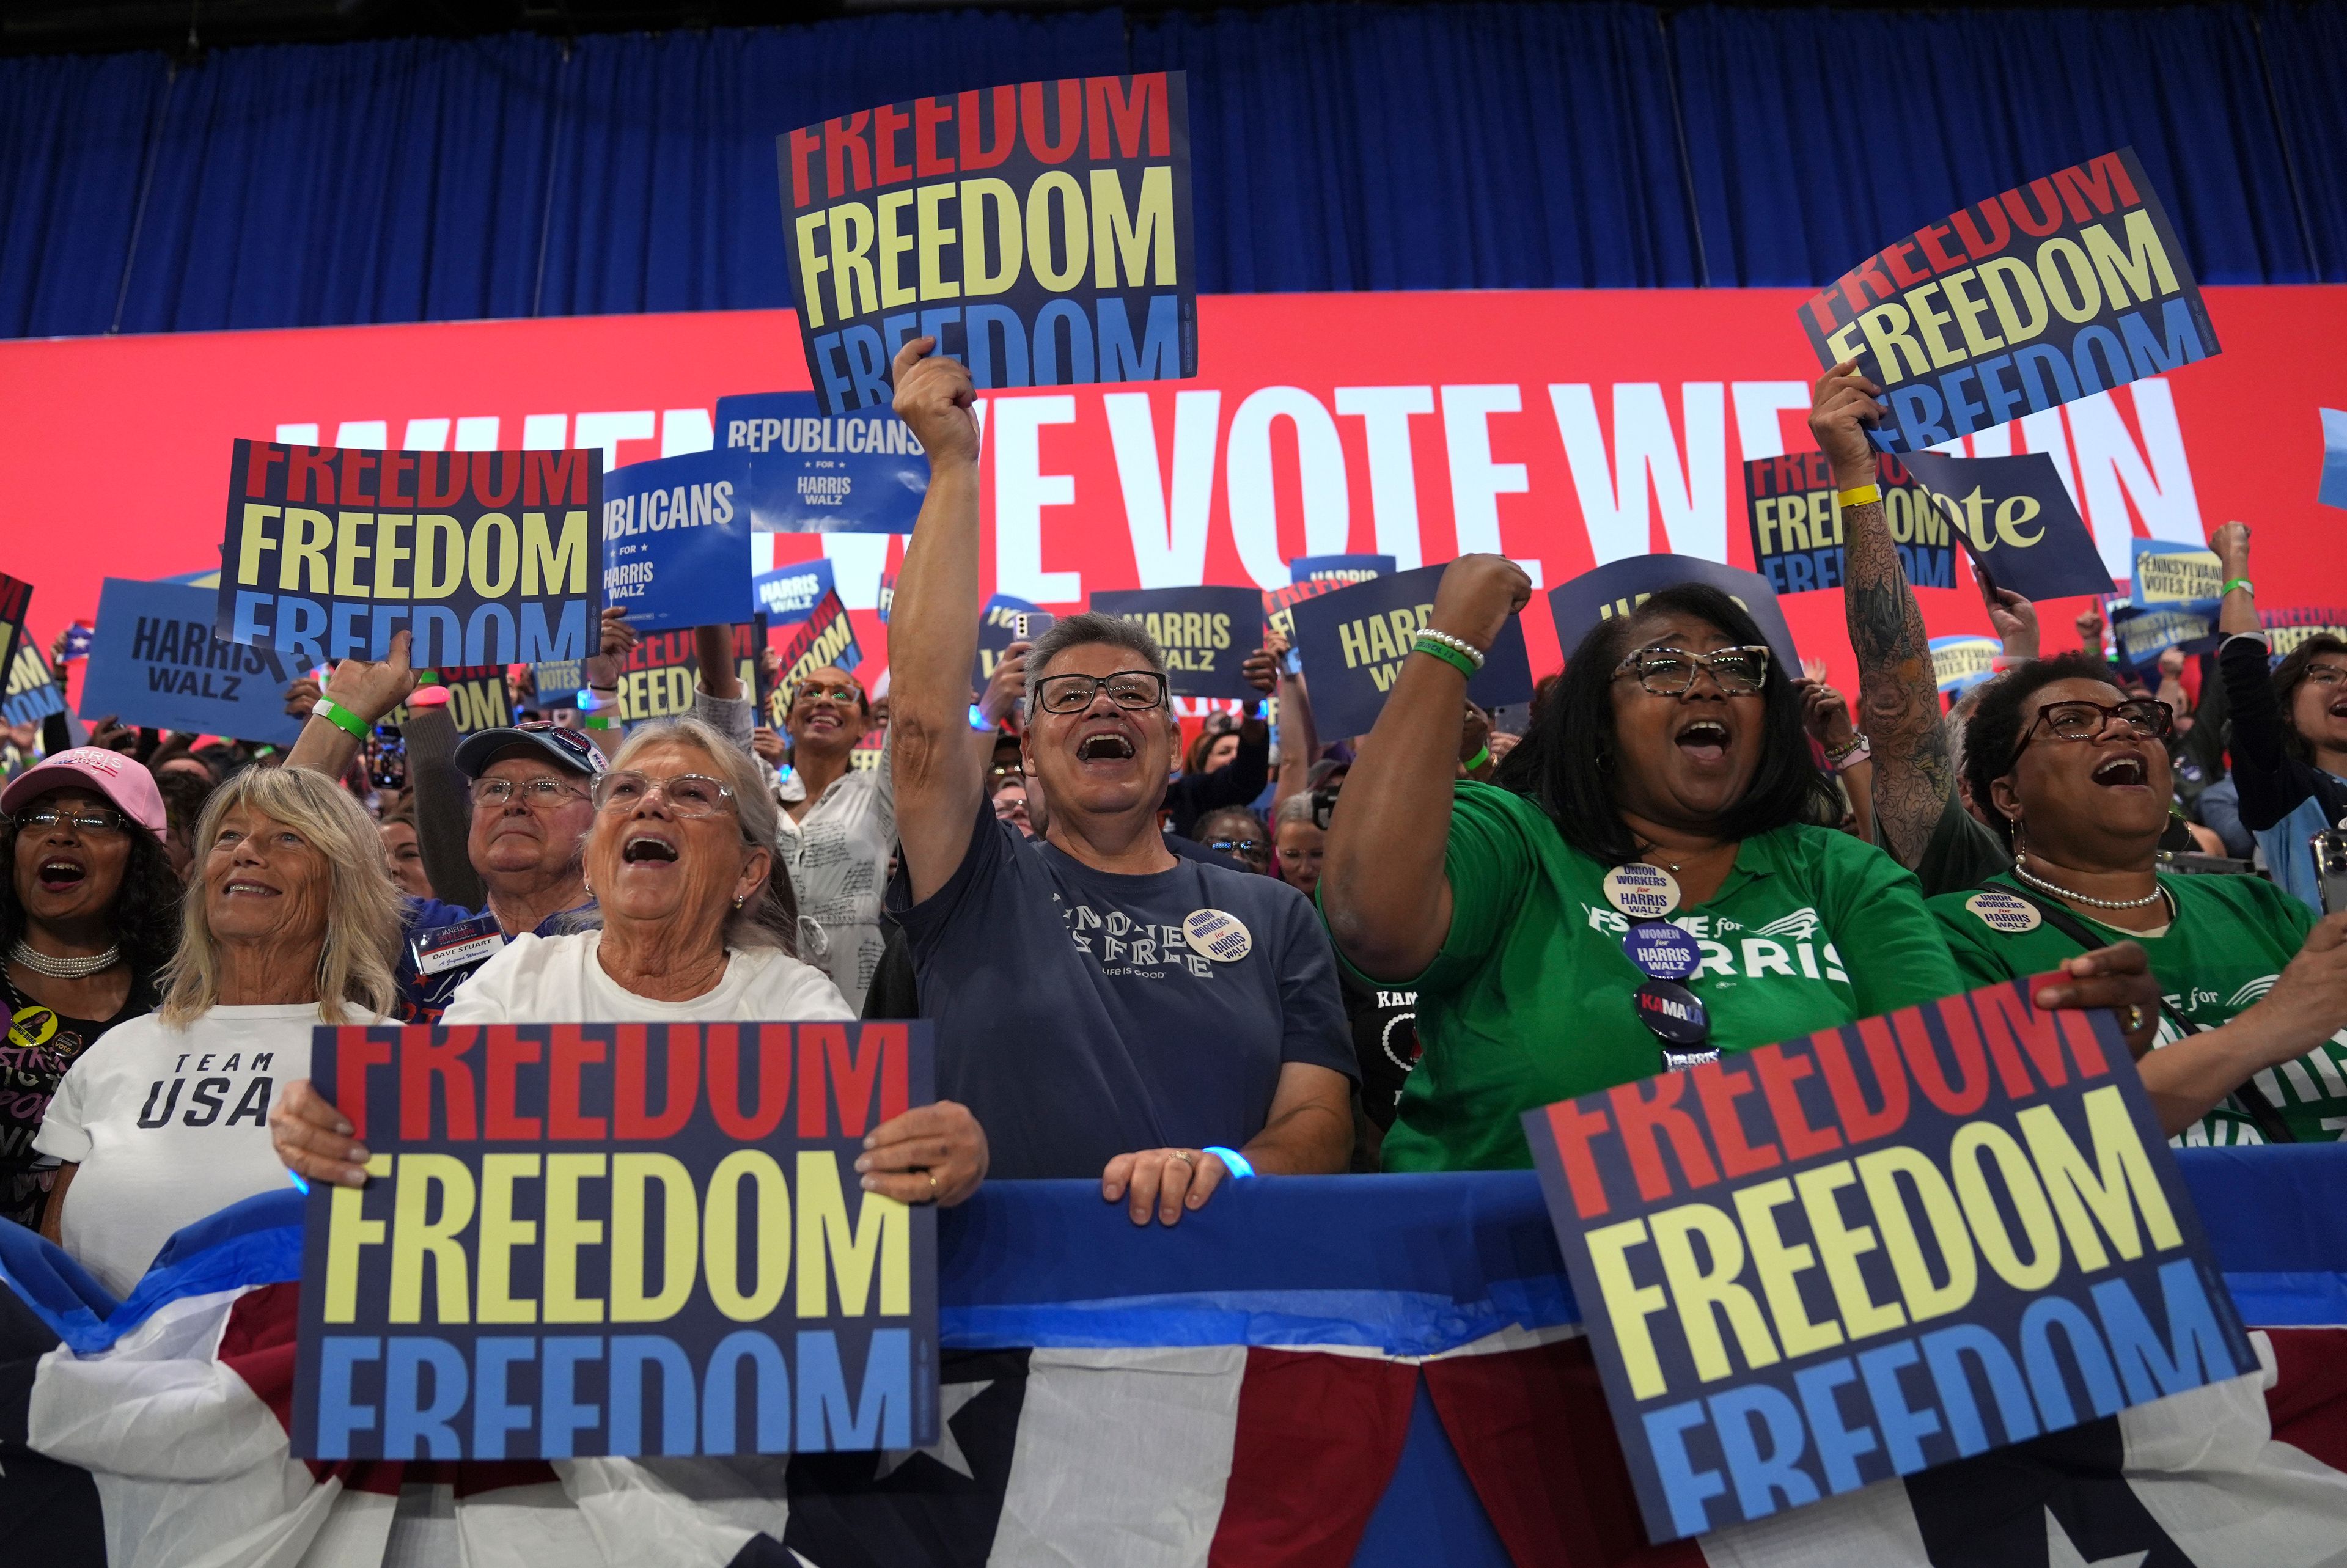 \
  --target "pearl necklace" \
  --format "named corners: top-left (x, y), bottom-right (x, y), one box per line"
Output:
top-left (9, 939), bottom-right (123, 980)
top-left (2012, 858), bottom-right (2167, 912)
